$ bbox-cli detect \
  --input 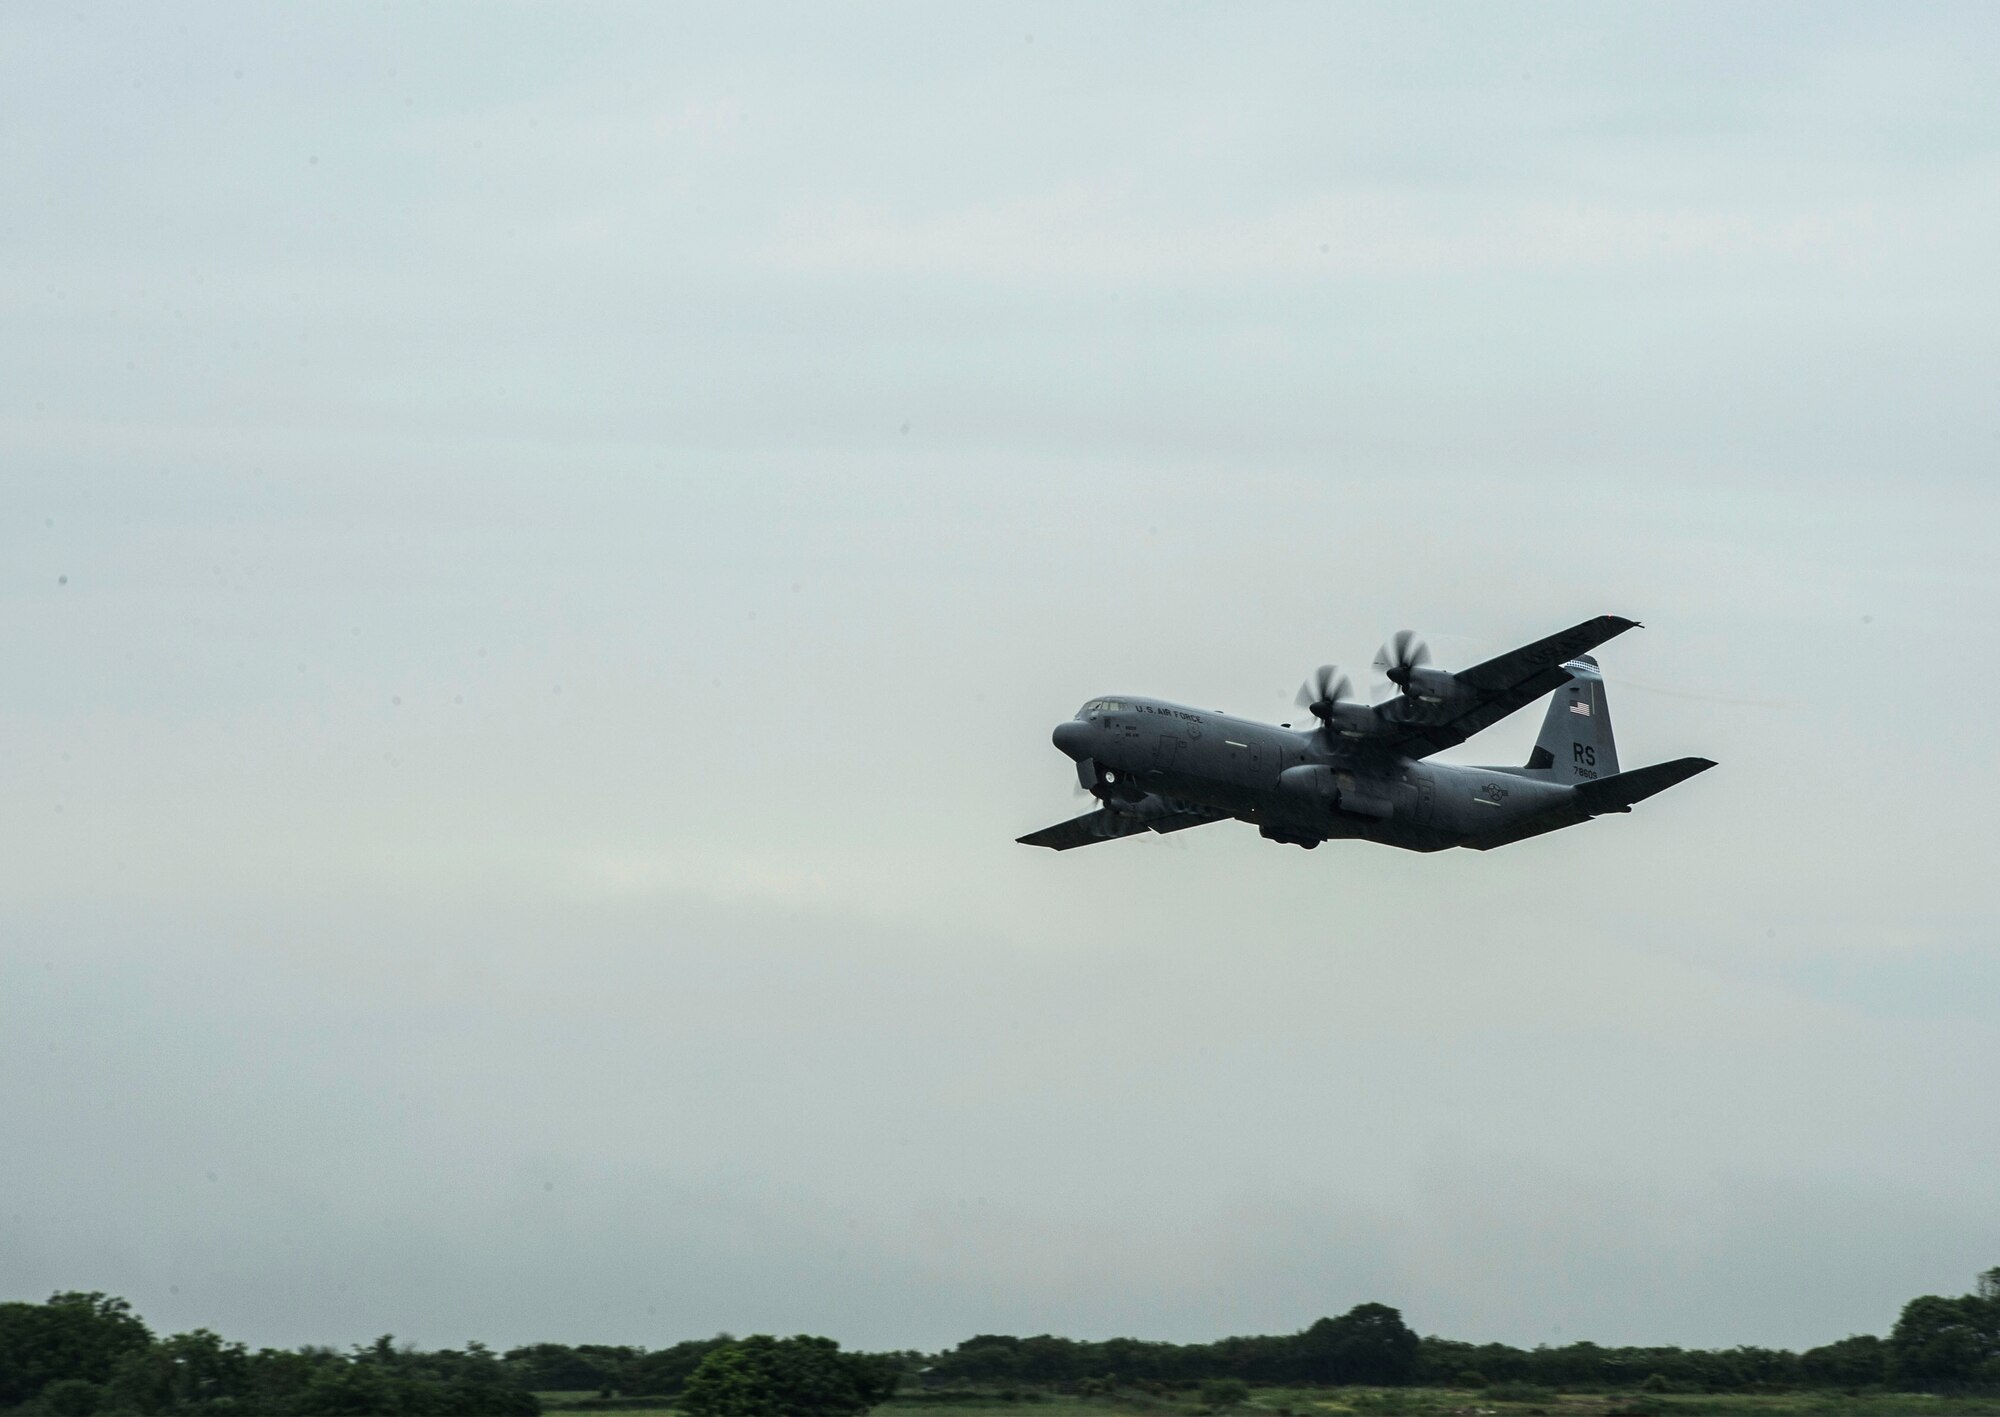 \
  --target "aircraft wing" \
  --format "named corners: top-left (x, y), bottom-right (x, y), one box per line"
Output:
top-left (1017, 803), bottom-right (1224, 851)
top-left (1374, 614), bottom-right (1641, 759)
